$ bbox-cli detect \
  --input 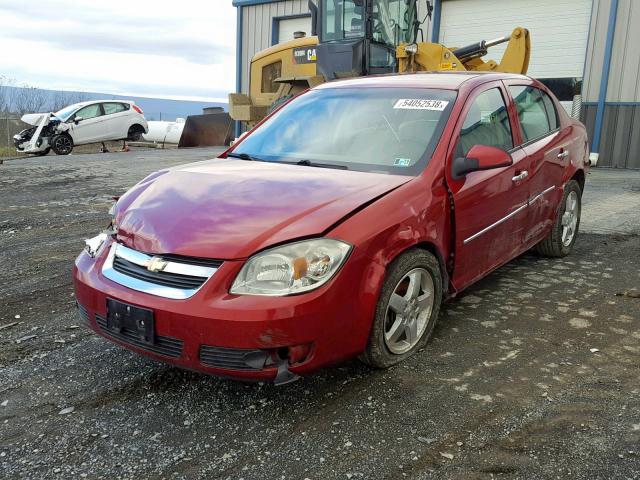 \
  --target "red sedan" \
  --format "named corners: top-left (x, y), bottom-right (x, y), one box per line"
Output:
top-left (74, 72), bottom-right (589, 384)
